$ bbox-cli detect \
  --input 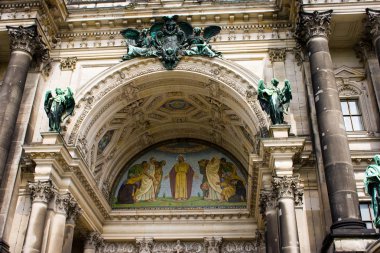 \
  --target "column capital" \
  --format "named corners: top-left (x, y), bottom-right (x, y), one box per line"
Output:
top-left (259, 190), bottom-right (276, 217)
top-left (85, 232), bottom-right (104, 250)
top-left (6, 25), bottom-right (49, 60)
top-left (272, 175), bottom-right (300, 199)
top-left (296, 10), bottom-right (333, 45)
top-left (55, 193), bottom-right (76, 215)
top-left (28, 180), bottom-right (55, 203)
top-left (67, 199), bottom-right (81, 223)
top-left (268, 48), bottom-right (286, 62)
top-left (204, 237), bottom-right (222, 253)
top-left (366, 8), bottom-right (380, 40)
